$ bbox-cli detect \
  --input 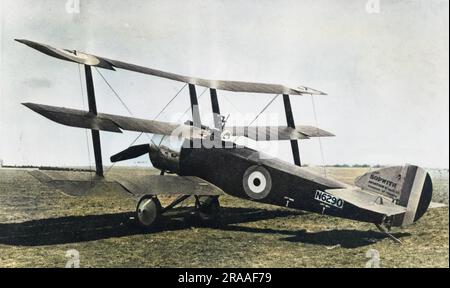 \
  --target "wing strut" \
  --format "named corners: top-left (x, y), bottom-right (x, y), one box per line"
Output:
top-left (84, 65), bottom-right (104, 177)
top-left (209, 89), bottom-right (222, 130)
top-left (209, 88), bottom-right (223, 146)
top-left (188, 84), bottom-right (202, 148)
top-left (283, 94), bottom-right (301, 166)
top-left (189, 84), bottom-right (201, 128)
